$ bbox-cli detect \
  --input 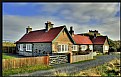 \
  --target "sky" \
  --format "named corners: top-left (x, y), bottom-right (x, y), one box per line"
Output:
top-left (2, 2), bottom-right (120, 42)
